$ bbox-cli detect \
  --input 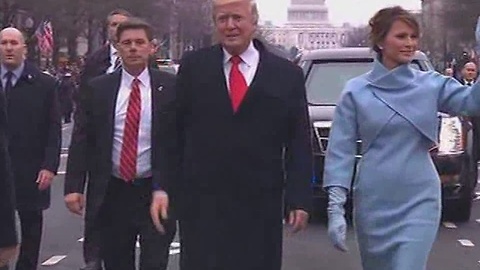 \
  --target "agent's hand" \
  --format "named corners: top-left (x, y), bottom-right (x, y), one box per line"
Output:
top-left (64, 193), bottom-right (85, 216)
top-left (36, 169), bottom-right (55, 191)
top-left (150, 190), bottom-right (169, 234)
top-left (0, 245), bottom-right (18, 267)
top-left (288, 209), bottom-right (309, 233)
